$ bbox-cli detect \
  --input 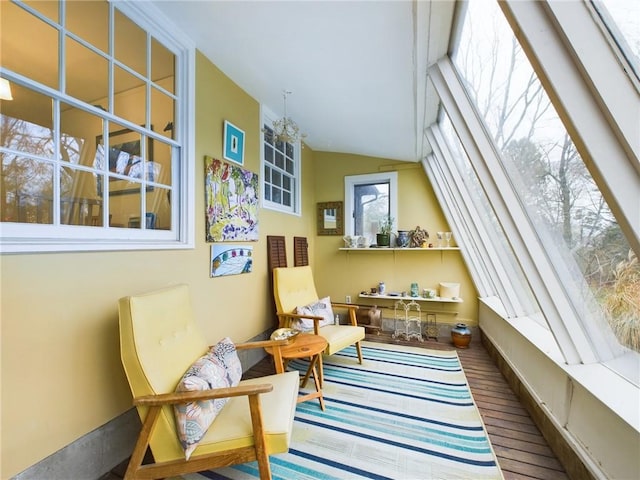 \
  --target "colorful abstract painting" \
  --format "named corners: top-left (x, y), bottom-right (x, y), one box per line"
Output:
top-left (205, 156), bottom-right (259, 241)
top-left (210, 244), bottom-right (253, 277)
